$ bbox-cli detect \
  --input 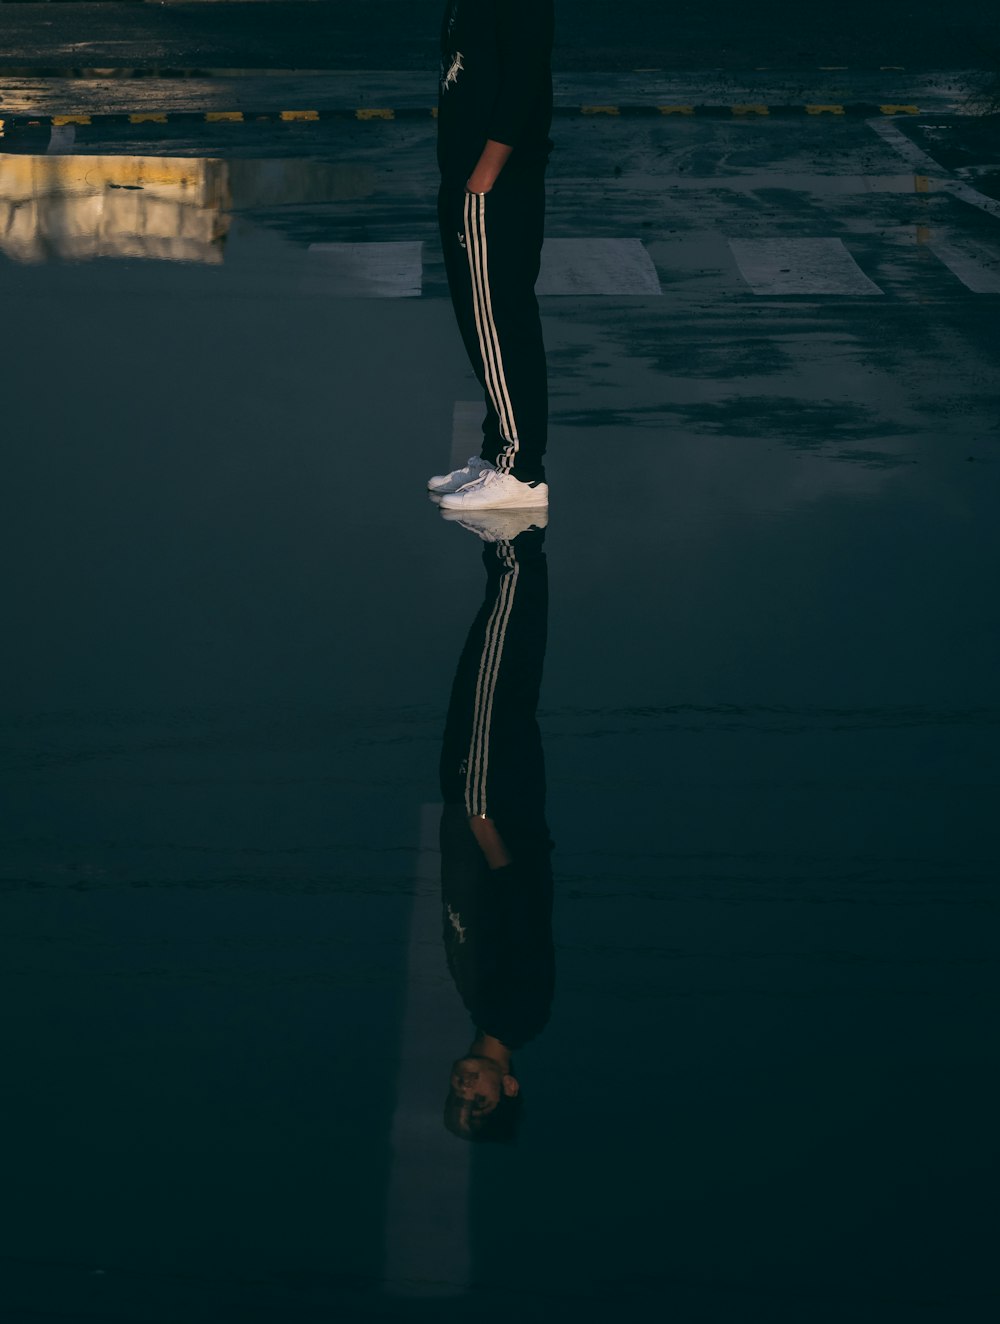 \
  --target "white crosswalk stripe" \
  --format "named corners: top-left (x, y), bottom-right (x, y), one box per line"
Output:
top-left (728, 237), bottom-right (884, 295)
top-left (535, 237), bottom-right (663, 295)
top-left (304, 236), bottom-right (663, 298)
top-left (300, 233), bottom-right (1000, 300)
top-left (383, 802), bottom-right (471, 1298)
top-left (925, 233), bottom-right (1000, 294)
top-left (307, 240), bottom-right (423, 296)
